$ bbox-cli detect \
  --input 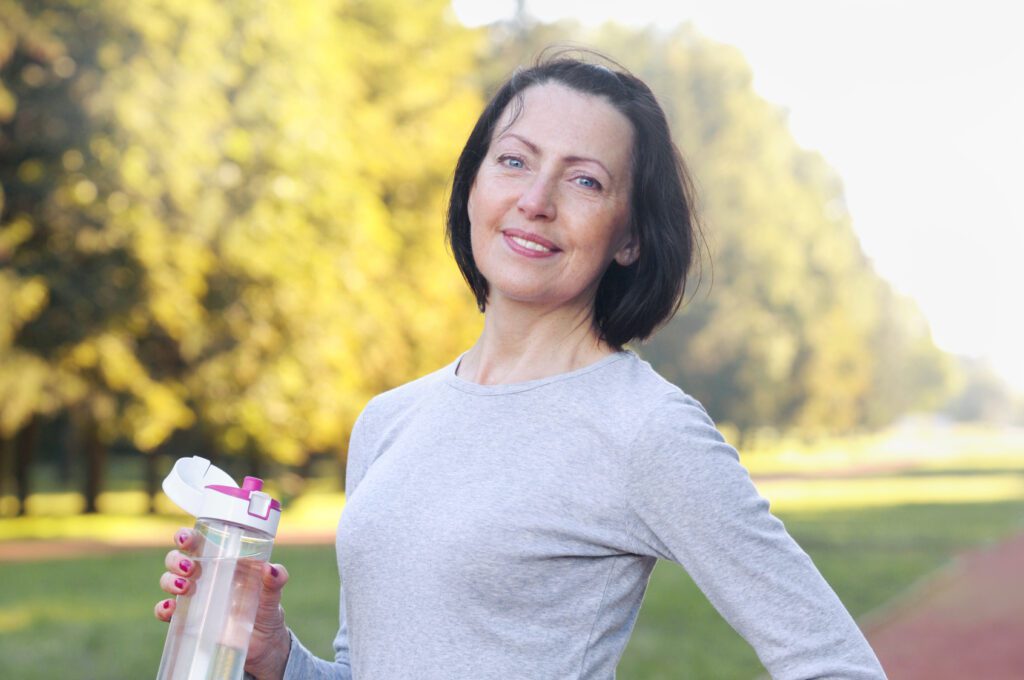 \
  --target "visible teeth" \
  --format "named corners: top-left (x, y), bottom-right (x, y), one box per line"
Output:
top-left (510, 235), bottom-right (552, 252)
